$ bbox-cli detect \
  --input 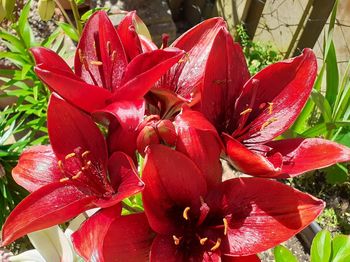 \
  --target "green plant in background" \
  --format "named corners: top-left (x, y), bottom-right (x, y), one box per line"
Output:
top-left (274, 230), bottom-right (350, 262)
top-left (235, 24), bottom-right (282, 75)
